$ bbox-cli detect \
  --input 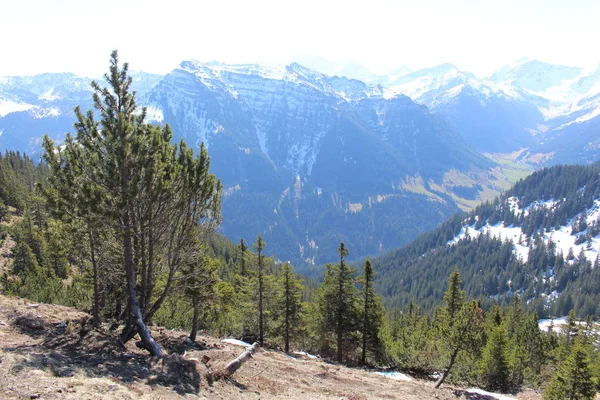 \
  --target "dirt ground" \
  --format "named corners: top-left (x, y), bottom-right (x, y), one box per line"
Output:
top-left (0, 294), bottom-right (543, 400)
